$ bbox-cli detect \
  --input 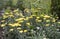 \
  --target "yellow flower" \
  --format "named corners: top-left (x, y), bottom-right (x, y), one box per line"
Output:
top-left (40, 14), bottom-right (44, 17)
top-left (29, 16), bottom-right (33, 18)
top-left (45, 24), bottom-right (50, 26)
top-left (10, 29), bottom-right (13, 31)
top-left (9, 15), bottom-right (14, 17)
top-left (36, 19), bottom-right (38, 21)
top-left (5, 12), bottom-right (9, 15)
top-left (43, 18), bottom-right (46, 20)
top-left (31, 8), bottom-right (38, 12)
top-left (17, 21), bottom-right (24, 23)
top-left (36, 17), bottom-right (40, 19)
top-left (37, 20), bottom-right (42, 22)
top-left (3, 15), bottom-right (8, 19)
top-left (24, 30), bottom-right (28, 32)
top-left (13, 23), bottom-right (20, 26)
top-left (57, 22), bottom-right (60, 24)
top-left (19, 30), bottom-right (23, 33)
top-left (17, 27), bottom-right (21, 30)
top-left (20, 13), bottom-right (24, 17)
top-left (13, 9), bottom-right (19, 12)
top-left (15, 18), bottom-right (24, 21)
top-left (8, 23), bottom-right (14, 27)
top-left (32, 15), bottom-right (36, 16)
top-left (9, 23), bottom-right (21, 27)
top-left (1, 24), bottom-right (6, 27)
top-left (24, 8), bottom-right (30, 13)
top-left (24, 17), bottom-right (29, 20)
top-left (44, 15), bottom-right (50, 18)
top-left (46, 20), bottom-right (50, 22)
top-left (31, 8), bottom-right (35, 12)
top-left (52, 18), bottom-right (56, 22)
top-left (26, 22), bottom-right (30, 26)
